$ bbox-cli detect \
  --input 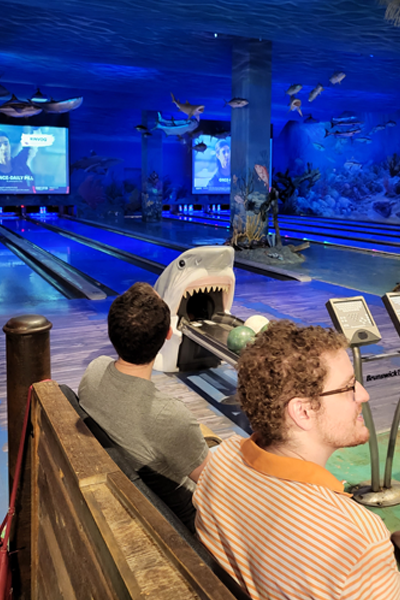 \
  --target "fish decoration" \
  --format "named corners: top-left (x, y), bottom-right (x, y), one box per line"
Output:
top-left (324, 127), bottom-right (362, 138)
top-left (344, 158), bottom-right (362, 171)
top-left (32, 96), bottom-right (83, 113)
top-left (285, 84), bottom-right (302, 96)
top-left (331, 112), bottom-right (359, 125)
top-left (254, 164), bottom-right (269, 187)
top-left (224, 97), bottom-right (249, 108)
top-left (135, 125), bottom-right (149, 133)
top-left (170, 93), bottom-right (204, 121)
top-left (329, 71), bottom-right (346, 85)
top-left (354, 137), bottom-right (372, 144)
top-left (193, 141), bottom-right (207, 153)
top-left (304, 114), bottom-right (319, 124)
top-left (370, 124), bottom-right (386, 134)
top-left (288, 95), bottom-right (303, 117)
top-left (308, 84), bottom-right (324, 102)
top-left (313, 143), bottom-right (325, 151)
top-left (155, 112), bottom-right (199, 136)
top-left (331, 118), bottom-right (364, 128)
top-left (0, 94), bottom-right (42, 118)
top-left (386, 120), bottom-right (397, 127)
